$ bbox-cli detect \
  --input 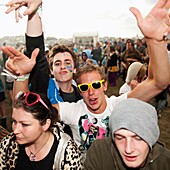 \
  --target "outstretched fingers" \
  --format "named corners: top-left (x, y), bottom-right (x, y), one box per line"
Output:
top-left (5, 3), bottom-right (21, 14)
top-left (15, 8), bottom-right (22, 22)
top-left (1, 46), bottom-right (15, 58)
top-left (6, 0), bottom-right (25, 7)
top-left (4, 46), bottom-right (23, 58)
